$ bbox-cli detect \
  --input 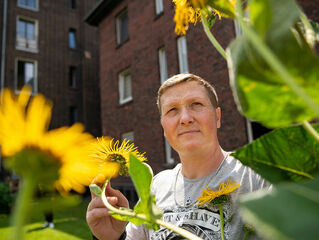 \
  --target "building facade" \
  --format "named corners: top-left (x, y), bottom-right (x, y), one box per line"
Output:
top-left (0, 0), bottom-right (101, 180)
top-left (85, 0), bottom-right (249, 197)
